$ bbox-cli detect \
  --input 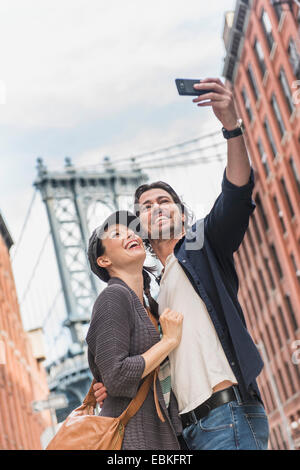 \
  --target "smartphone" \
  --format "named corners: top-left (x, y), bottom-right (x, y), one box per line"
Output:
top-left (175, 78), bottom-right (213, 96)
